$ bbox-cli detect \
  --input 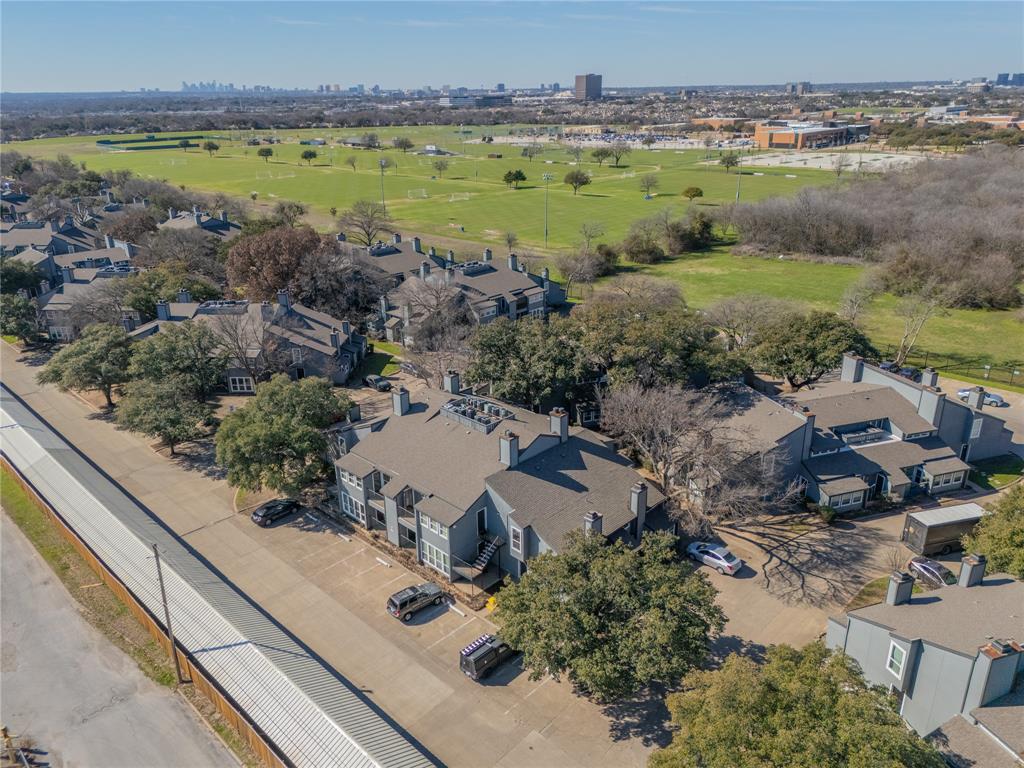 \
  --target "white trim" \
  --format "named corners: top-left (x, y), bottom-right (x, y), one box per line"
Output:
top-left (509, 522), bottom-right (523, 556)
top-left (886, 640), bottom-right (905, 680)
top-left (228, 376), bottom-right (254, 393)
top-left (421, 540), bottom-right (449, 575)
